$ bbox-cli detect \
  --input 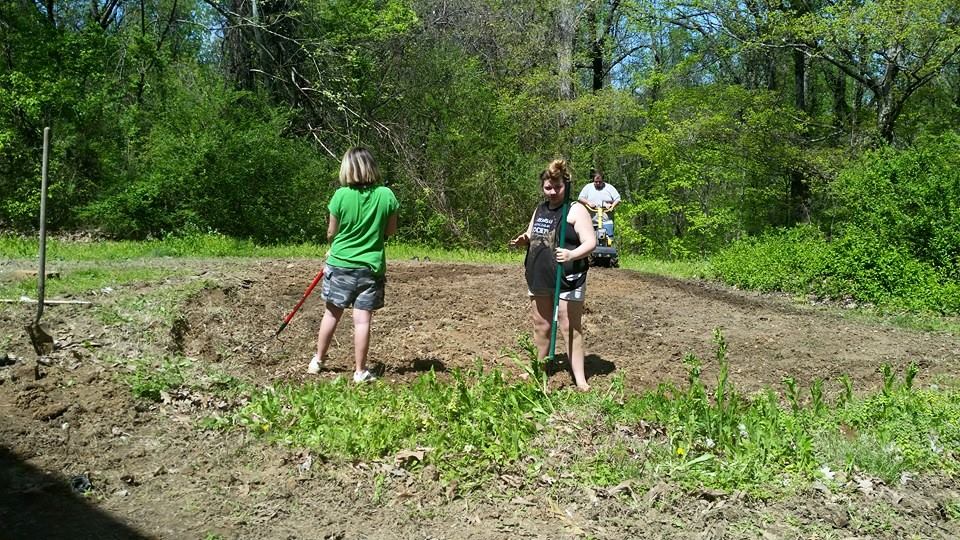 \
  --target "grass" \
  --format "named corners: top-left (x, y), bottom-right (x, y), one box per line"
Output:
top-left (0, 265), bottom-right (181, 300)
top-left (125, 356), bottom-right (190, 401)
top-left (0, 233), bottom-right (708, 281)
top-left (947, 498), bottom-right (960, 521)
top-left (0, 233), bottom-right (322, 260)
top-left (1, 233), bottom-right (519, 262)
top-left (618, 254), bottom-right (711, 280)
top-left (104, 277), bottom-right (215, 325)
top-left (6, 235), bottom-right (956, 494)
top-left (215, 330), bottom-right (960, 497)
top-left (839, 308), bottom-right (960, 336)
top-left (230, 364), bottom-right (552, 487)
top-left (121, 354), bottom-right (253, 403)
